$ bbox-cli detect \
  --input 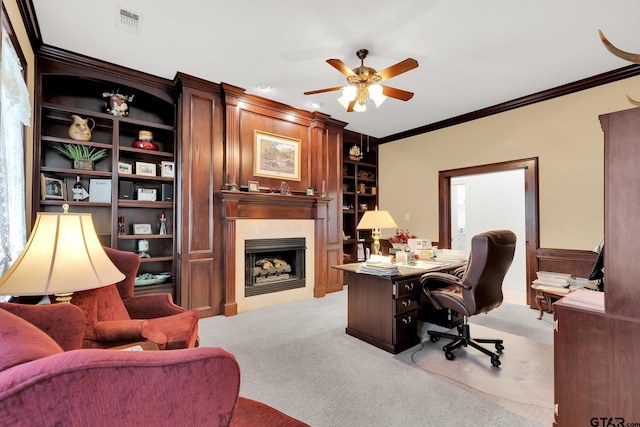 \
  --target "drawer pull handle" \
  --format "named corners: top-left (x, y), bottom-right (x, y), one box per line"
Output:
top-left (404, 283), bottom-right (414, 291)
top-left (402, 316), bottom-right (412, 324)
top-left (401, 300), bottom-right (412, 307)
